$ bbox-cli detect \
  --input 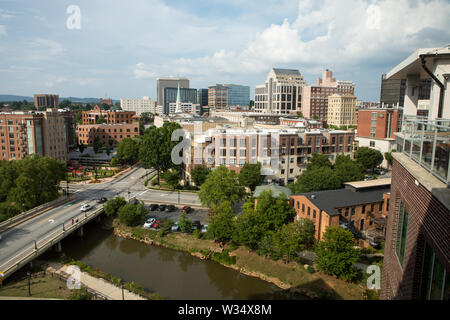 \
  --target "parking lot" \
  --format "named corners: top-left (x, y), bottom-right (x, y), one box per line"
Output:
top-left (143, 203), bottom-right (210, 225)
